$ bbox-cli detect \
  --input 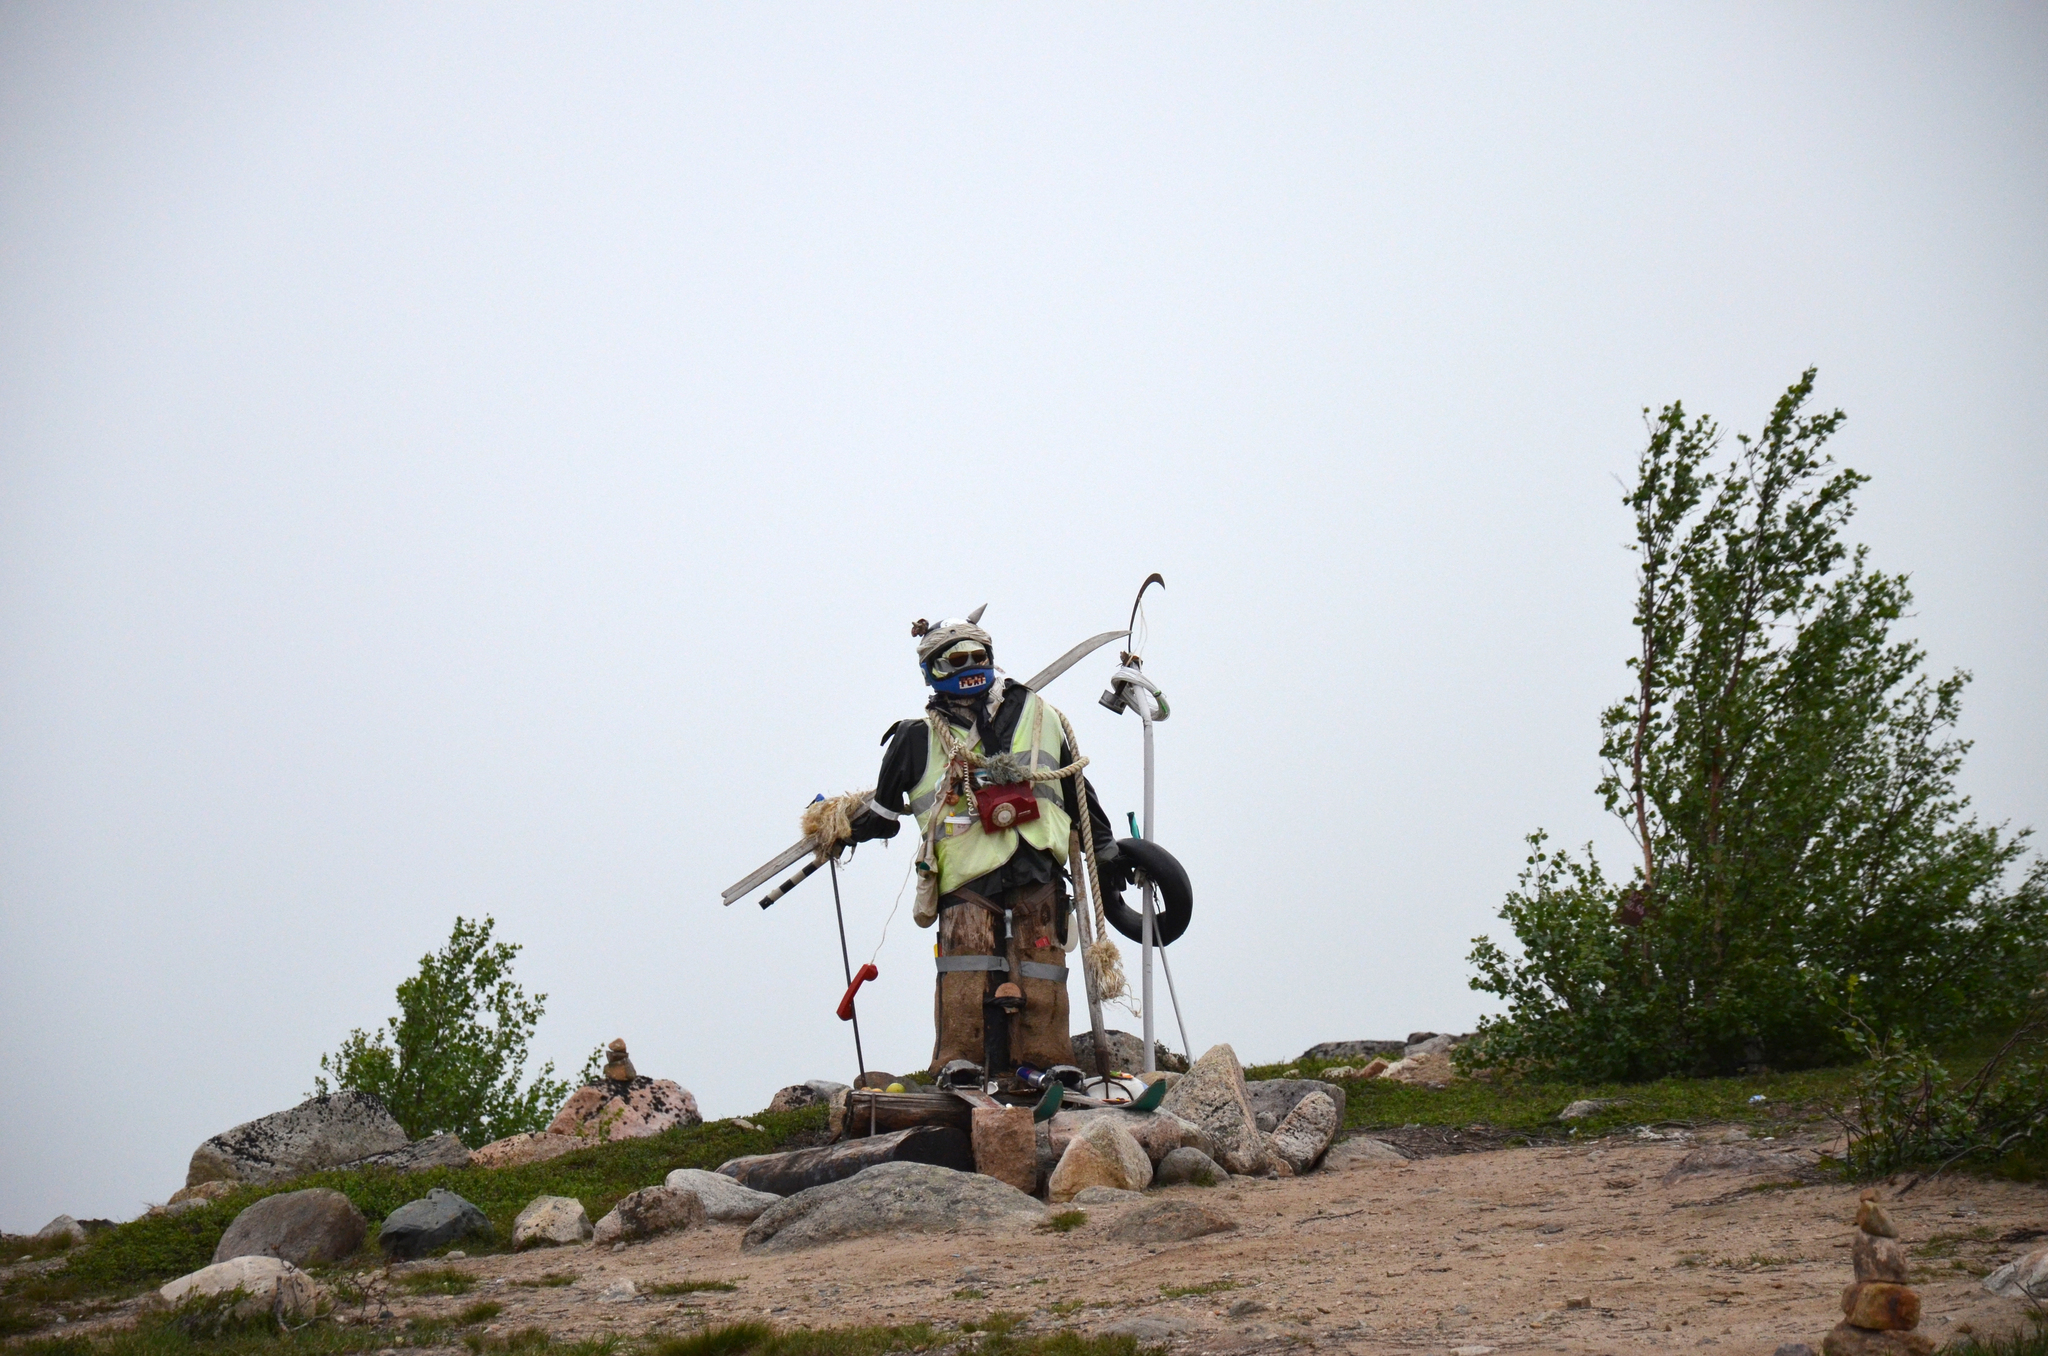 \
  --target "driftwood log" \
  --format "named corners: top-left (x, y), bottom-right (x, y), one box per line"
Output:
top-left (829, 1089), bottom-right (974, 1140)
top-left (716, 1125), bottom-right (974, 1196)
